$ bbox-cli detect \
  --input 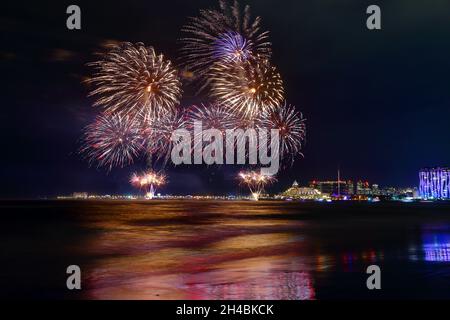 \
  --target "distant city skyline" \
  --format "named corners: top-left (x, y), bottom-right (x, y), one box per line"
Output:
top-left (57, 176), bottom-right (420, 200)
